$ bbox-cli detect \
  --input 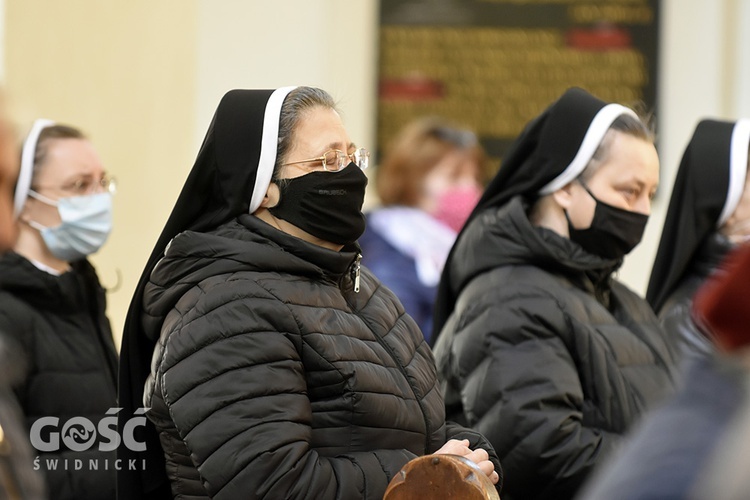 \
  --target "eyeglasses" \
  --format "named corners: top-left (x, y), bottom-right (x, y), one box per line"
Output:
top-left (34, 175), bottom-right (117, 196)
top-left (283, 148), bottom-right (370, 172)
